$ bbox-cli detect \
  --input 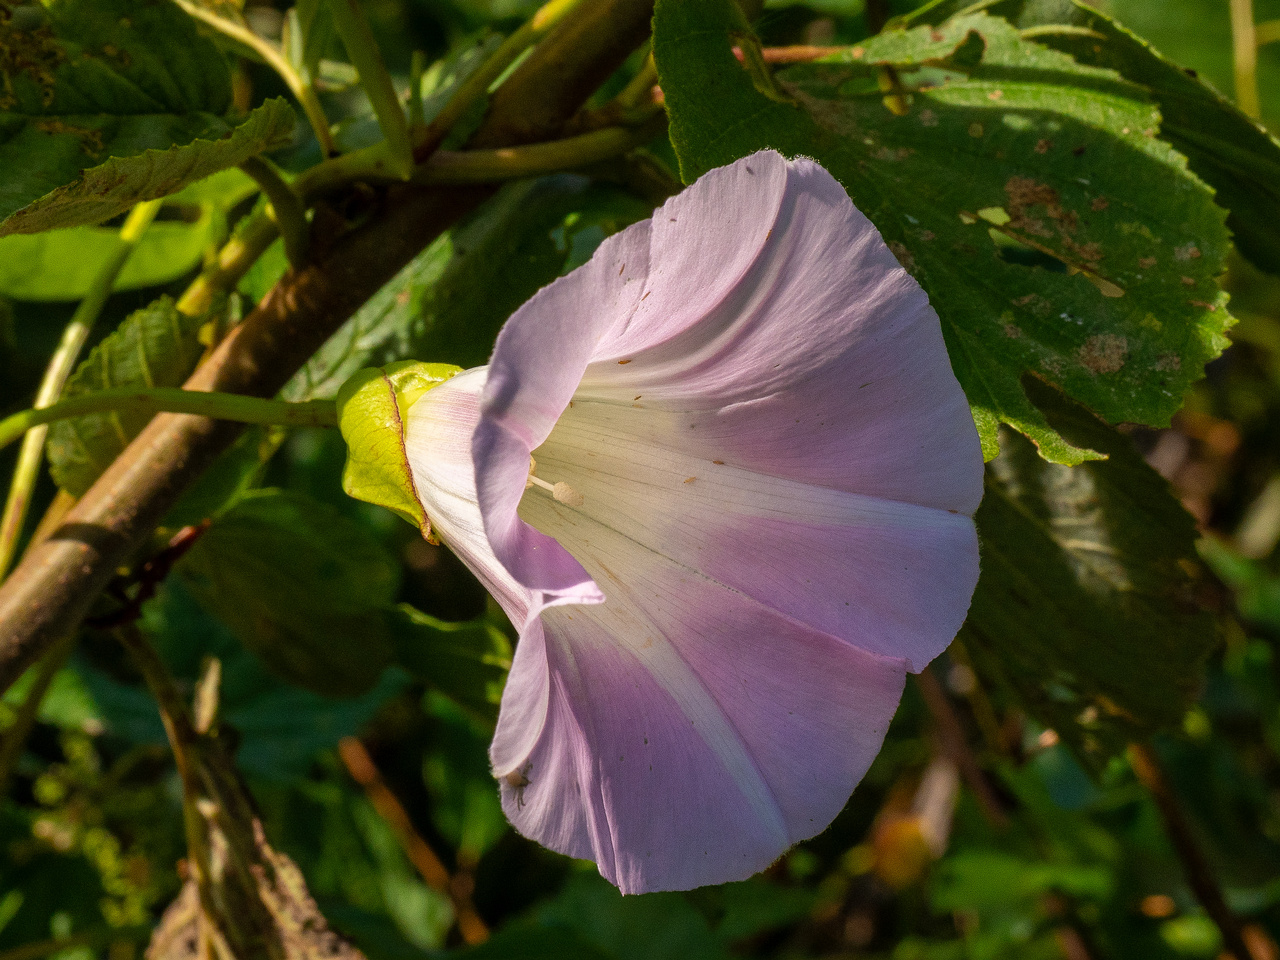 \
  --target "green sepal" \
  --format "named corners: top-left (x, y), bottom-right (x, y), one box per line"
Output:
top-left (335, 361), bottom-right (463, 537)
